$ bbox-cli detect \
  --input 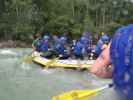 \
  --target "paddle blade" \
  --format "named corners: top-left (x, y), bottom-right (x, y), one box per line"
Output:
top-left (52, 90), bottom-right (88, 100)
top-left (22, 55), bottom-right (34, 63)
top-left (52, 84), bottom-right (112, 100)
